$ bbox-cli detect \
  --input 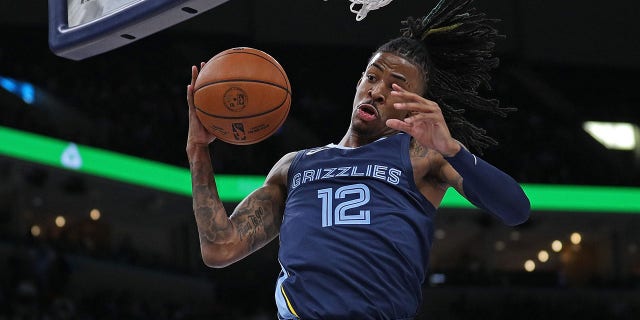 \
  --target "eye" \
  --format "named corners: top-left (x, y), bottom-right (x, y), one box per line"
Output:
top-left (366, 74), bottom-right (377, 82)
